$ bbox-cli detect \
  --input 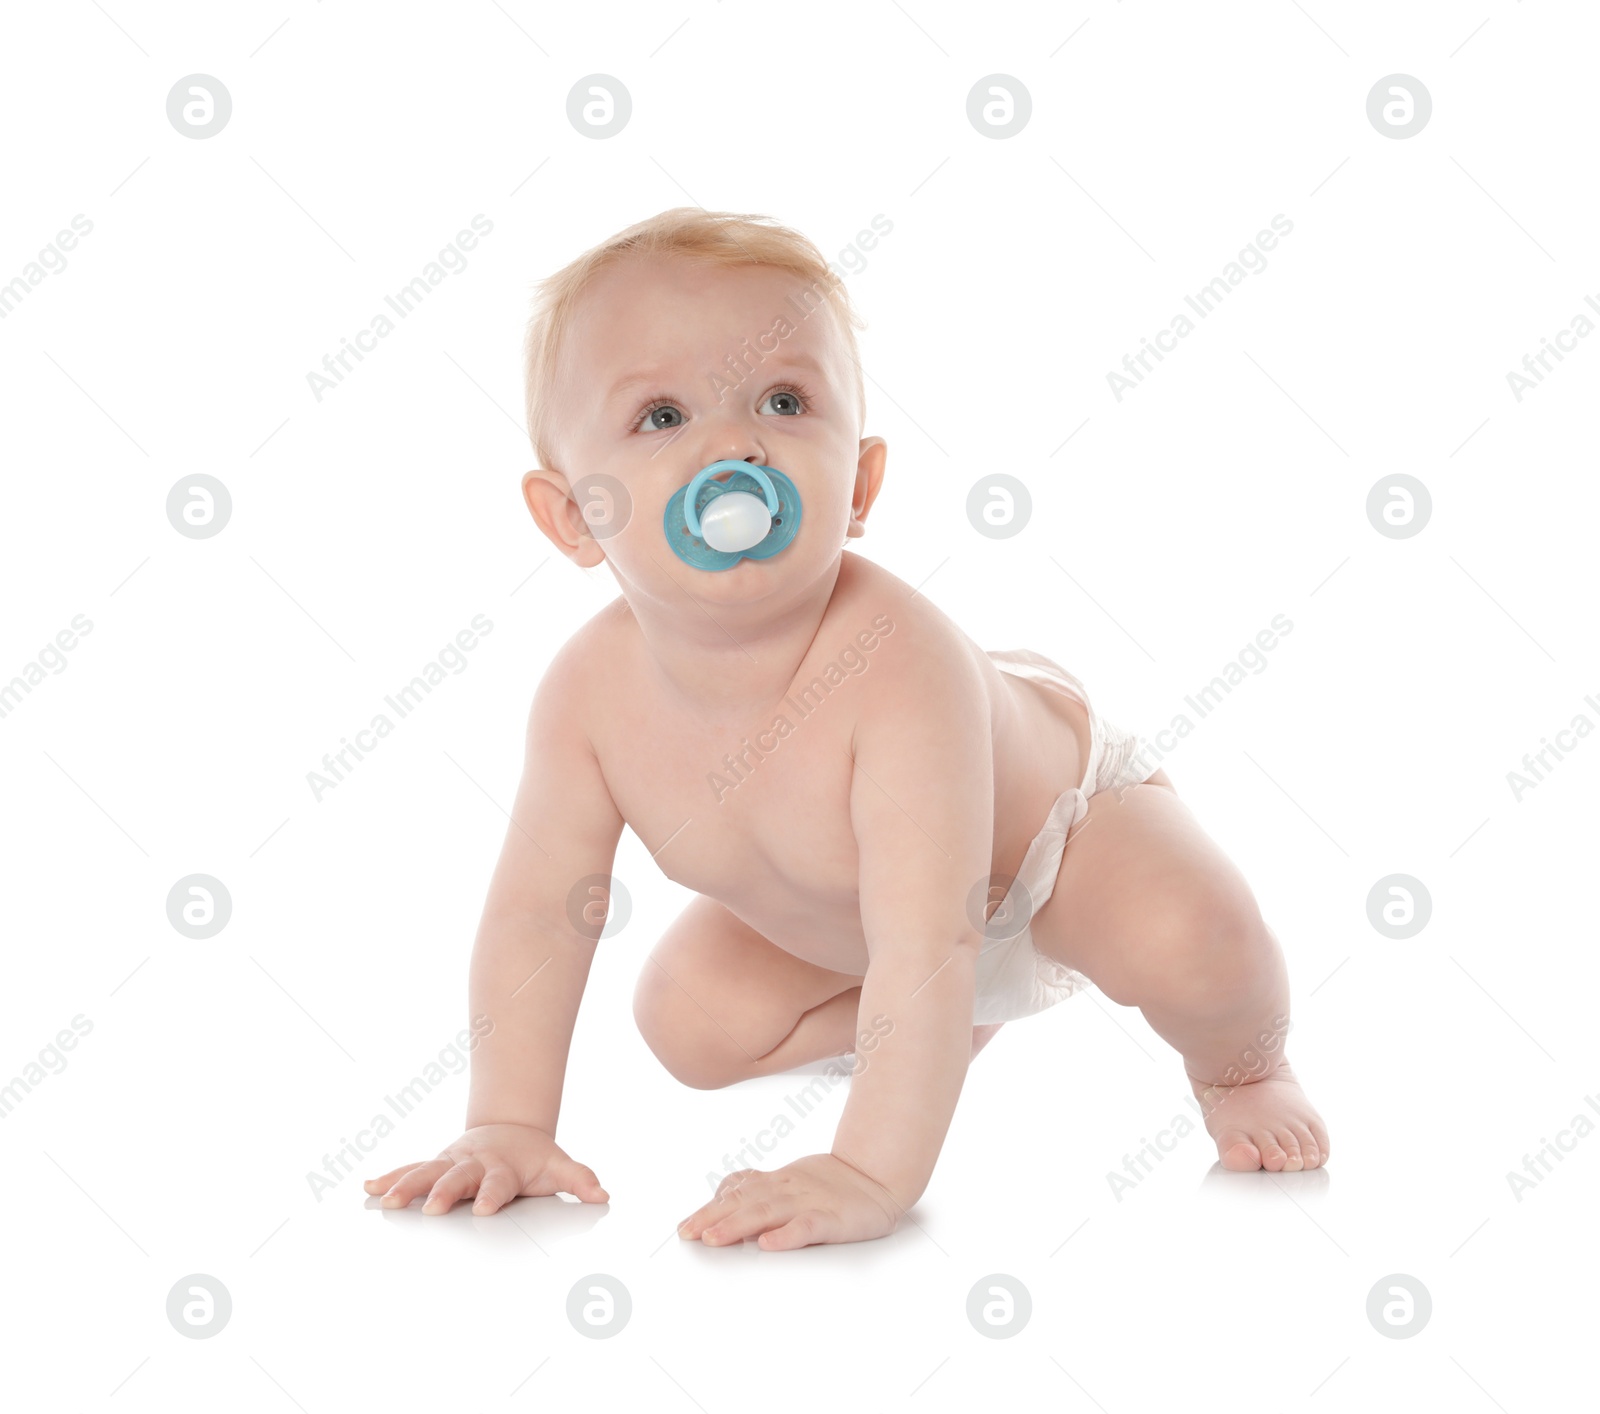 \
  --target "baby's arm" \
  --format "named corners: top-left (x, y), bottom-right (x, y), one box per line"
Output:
top-left (831, 657), bottom-right (993, 1200)
top-left (679, 644), bottom-right (994, 1248)
top-left (365, 642), bottom-right (625, 1214)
